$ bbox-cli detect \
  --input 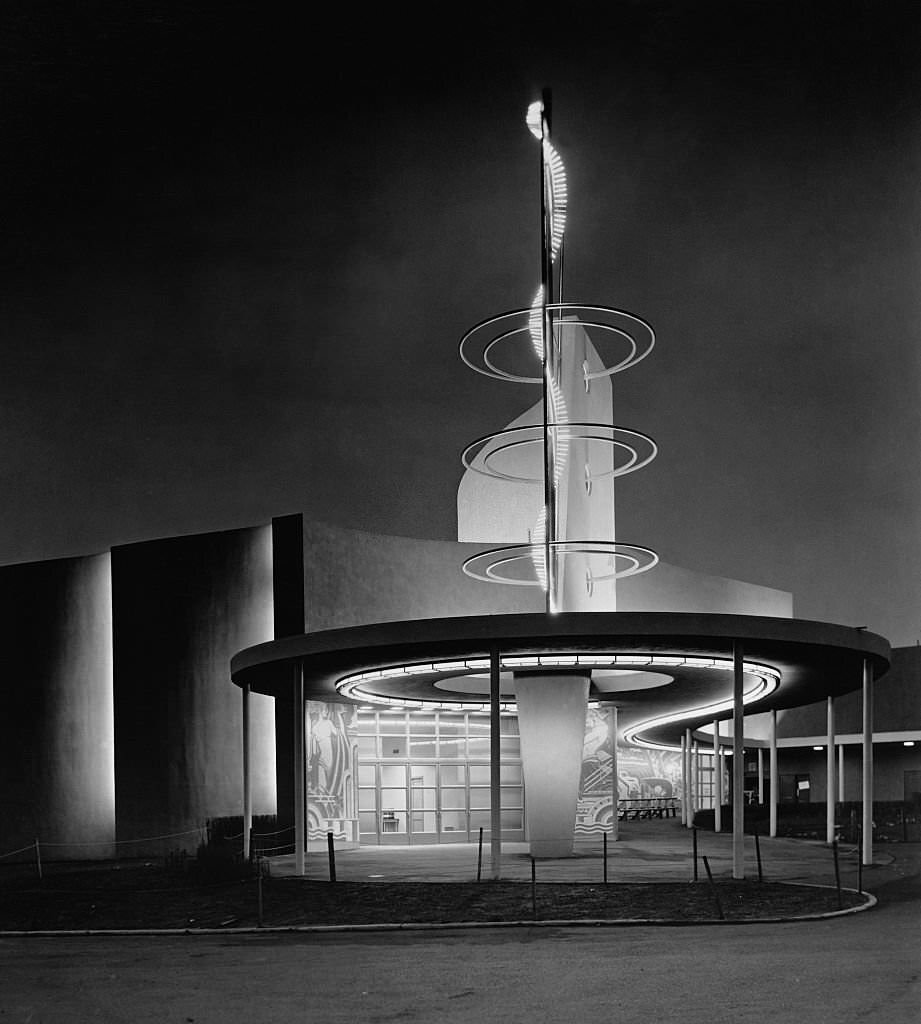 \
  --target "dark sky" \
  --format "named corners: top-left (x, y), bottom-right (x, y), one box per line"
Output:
top-left (2, 1), bottom-right (920, 645)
